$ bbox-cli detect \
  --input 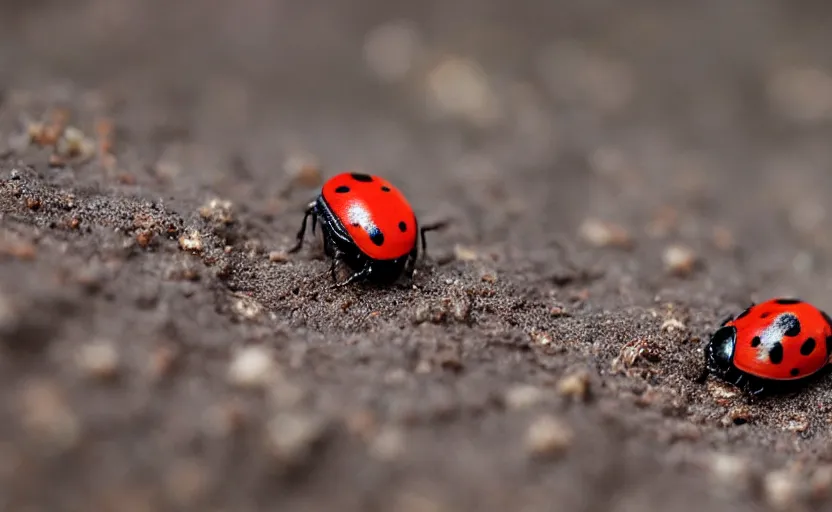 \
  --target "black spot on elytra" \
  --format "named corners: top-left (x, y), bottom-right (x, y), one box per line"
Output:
top-left (736, 307), bottom-right (753, 321)
top-left (800, 337), bottom-right (816, 356)
top-left (790, 368), bottom-right (800, 377)
top-left (381, 186), bottom-right (391, 192)
top-left (398, 221), bottom-right (407, 232)
top-left (350, 173), bottom-right (373, 182)
top-left (751, 336), bottom-right (761, 348)
top-left (775, 298), bottom-right (802, 305)
top-left (335, 186), bottom-right (350, 193)
top-left (351, 222), bottom-right (359, 227)
top-left (760, 312), bottom-right (770, 319)
top-left (369, 229), bottom-right (385, 246)
top-left (781, 314), bottom-right (801, 337)
top-left (768, 342), bottom-right (784, 364)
